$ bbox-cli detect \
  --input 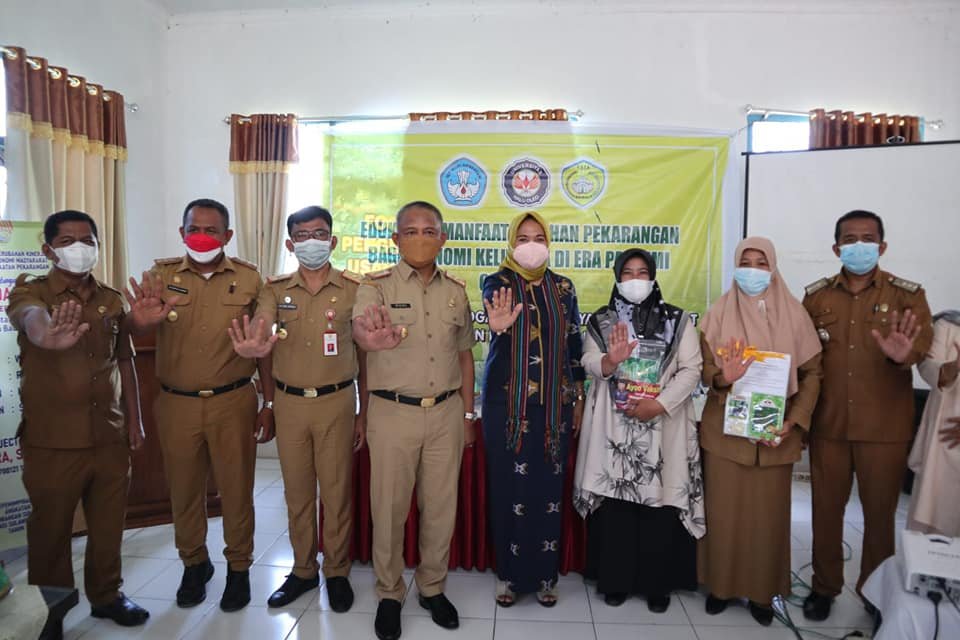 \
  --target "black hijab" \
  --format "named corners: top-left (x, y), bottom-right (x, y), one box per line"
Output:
top-left (608, 248), bottom-right (683, 342)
